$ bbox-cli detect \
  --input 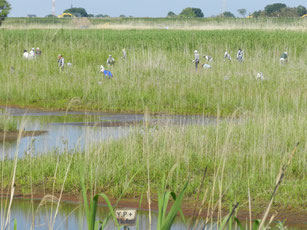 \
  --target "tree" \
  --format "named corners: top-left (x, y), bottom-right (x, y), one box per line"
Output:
top-left (87, 14), bottom-right (94, 18)
top-left (0, 0), bottom-right (11, 26)
top-left (64, 7), bottom-right (88, 17)
top-left (180, 7), bottom-right (204, 18)
top-left (45, 14), bottom-right (57, 18)
top-left (95, 14), bottom-right (109, 18)
top-left (180, 8), bottom-right (196, 17)
top-left (167, 11), bottom-right (176, 17)
top-left (252, 10), bottom-right (262, 18)
top-left (192, 8), bottom-right (204, 17)
top-left (297, 5), bottom-right (307, 16)
top-left (264, 3), bottom-right (287, 16)
top-left (119, 14), bottom-right (126, 18)
top-left (221, 11), bottom-right (235, 18)
top-left (237, 8), bottom-right (247, 17)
